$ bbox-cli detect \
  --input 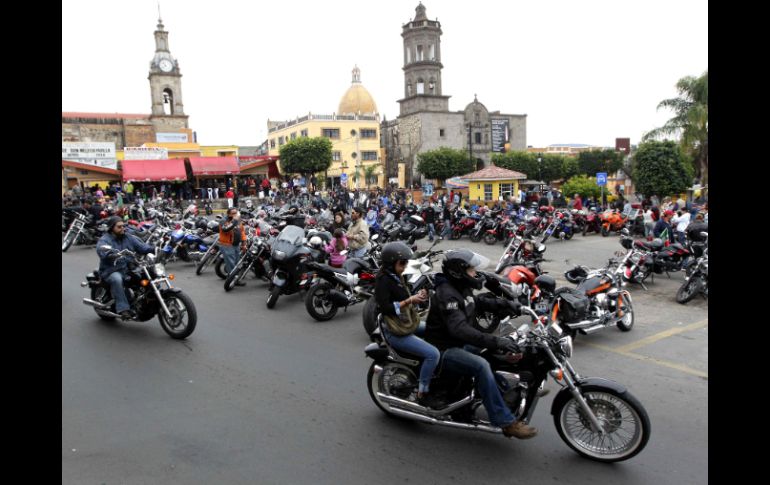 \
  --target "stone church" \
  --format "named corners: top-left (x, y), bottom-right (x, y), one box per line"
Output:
top-left (381, 3), bottom-right (527, 185)
top-left (62, 15), bottom-right (191, 147)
